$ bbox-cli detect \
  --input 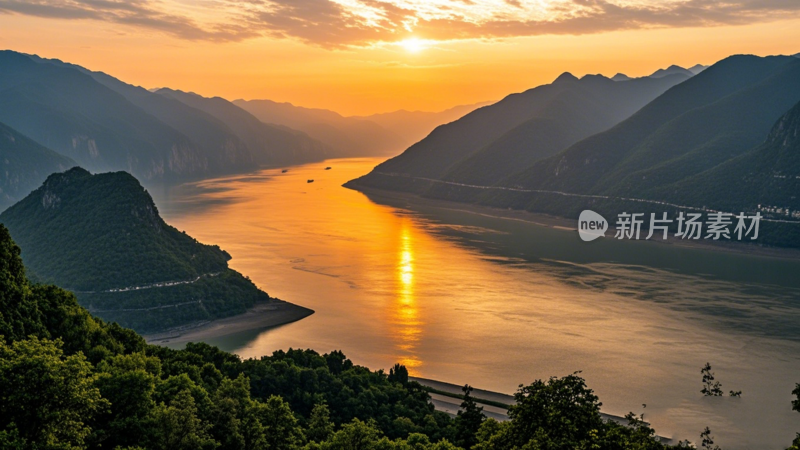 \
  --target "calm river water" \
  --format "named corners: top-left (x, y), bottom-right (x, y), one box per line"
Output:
top-left (154, 157), bottom-right (800, 448)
